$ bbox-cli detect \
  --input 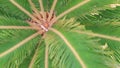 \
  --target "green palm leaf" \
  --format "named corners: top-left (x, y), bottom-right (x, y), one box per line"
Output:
top-left (80, 6), bottom-right (120, 67)
top-left (45, 18), bottom-right (109, 68)
top-left (51, 0), bottom-right (118, 17)
top-left (0, 0), bottom-right (120, 68)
